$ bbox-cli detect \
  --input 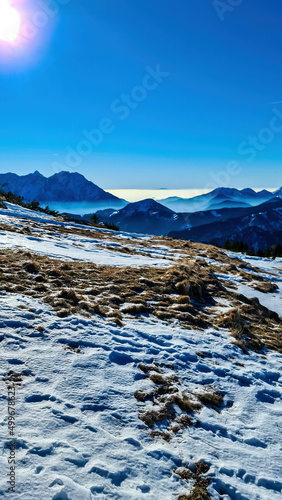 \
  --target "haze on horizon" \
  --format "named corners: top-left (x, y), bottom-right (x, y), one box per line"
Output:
top-left (0, 0), bottom-right (282, 190)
